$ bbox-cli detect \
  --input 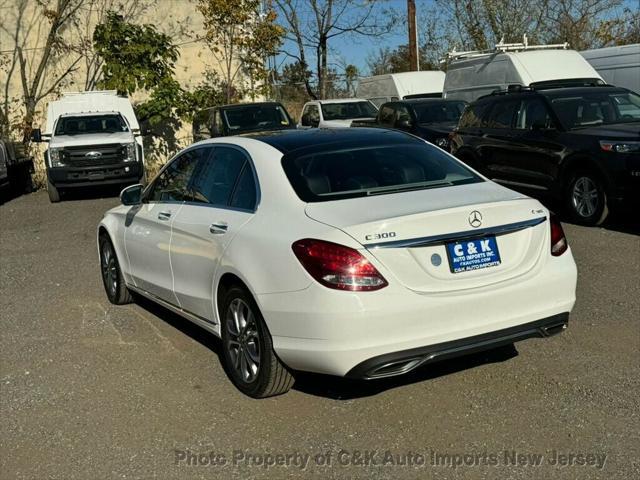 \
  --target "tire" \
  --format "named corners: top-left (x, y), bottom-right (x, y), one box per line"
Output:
top-left (565, 170), bottom-right (608, 226)
top-left (220, 286), bottom-right (294, 398)
top-left (47, 180), bottom-right (60, 203)
top-left (99, 234), bottom-right (133, 305)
